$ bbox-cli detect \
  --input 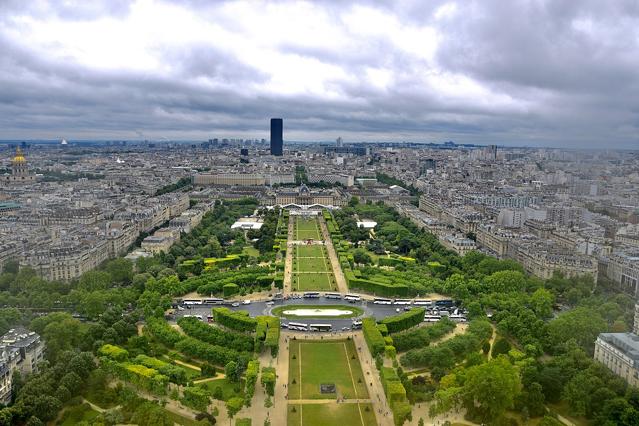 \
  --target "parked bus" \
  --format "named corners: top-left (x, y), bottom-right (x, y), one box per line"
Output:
top-left (351, 320), bottom-right (363, 329)
top-left (449, 314), bottom-right (467, 322)
top-left (344, 294), bottom-right (361, 302)
top-left (424, 314), bottom-right (441, 322)
top-left (373, 297), bottom-right (392, 305)
top-left (303, 292), bottom-right (321, 299)
top-left (413, 299), bottom-right (433, 306)
top-left (182, 299), bottom-right (203, 305)
top-left (183, 314), bottom-right (203, 321)
top-left (309, 324), bottom-right (332, 332)
top-left (288, 322), bottom-right (309, 331)
top-left (203, 298), bottom-right (224, 305)
top-left (393, 299), bottom-right (412, 305)
top-left (435, 299), bottom-right (455, 308)
top-left (324, 293), bottom-right (342, 299)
